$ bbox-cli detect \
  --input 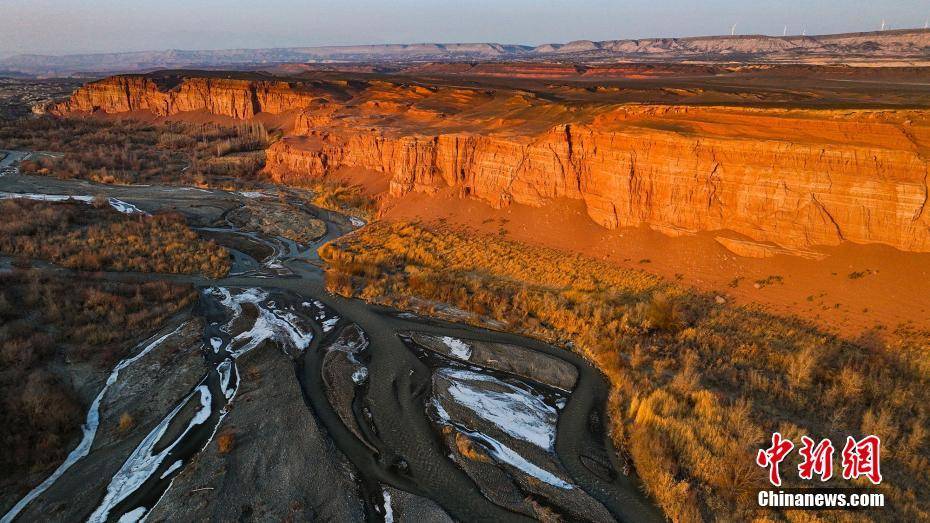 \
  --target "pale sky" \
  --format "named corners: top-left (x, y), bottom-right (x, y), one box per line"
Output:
top-left (2, 0), bottom-right (928, 57)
